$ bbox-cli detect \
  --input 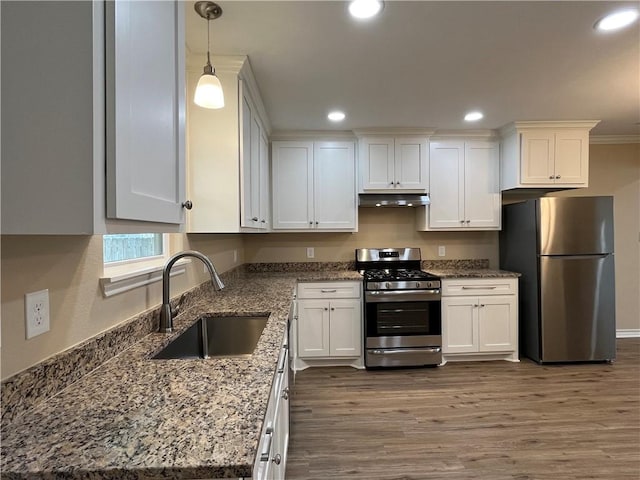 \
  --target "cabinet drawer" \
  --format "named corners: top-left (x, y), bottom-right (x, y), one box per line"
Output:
top-left (442, 278), bottom-right (517, 297)
top-left (298, 281), bottom-right (361, 299)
